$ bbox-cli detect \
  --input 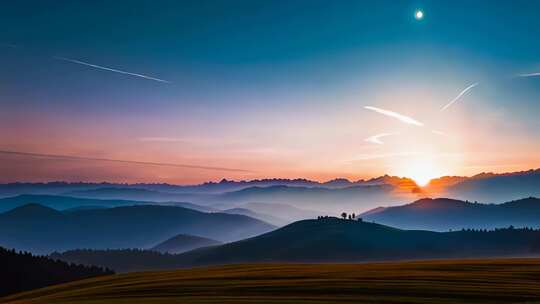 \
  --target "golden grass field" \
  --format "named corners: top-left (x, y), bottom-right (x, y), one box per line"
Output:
top-left (3, 258), bottom-right (540, 304)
